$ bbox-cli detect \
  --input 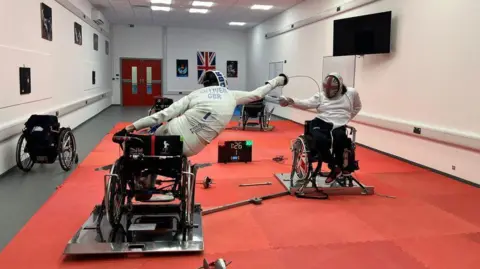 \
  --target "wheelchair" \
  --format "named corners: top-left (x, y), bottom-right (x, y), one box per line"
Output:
top-left (103, 132), bottom-right (199, 241)
top-left (143, 96), bottom-right (174, 134)
top-left (16, 114), bottom-right (79, 172)
top-left (239, 98), bottom-right (274, 131)
top-left (290, 120), bottom-right (368, 199)
top-left (148, 96), bottom-right (173, 116)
